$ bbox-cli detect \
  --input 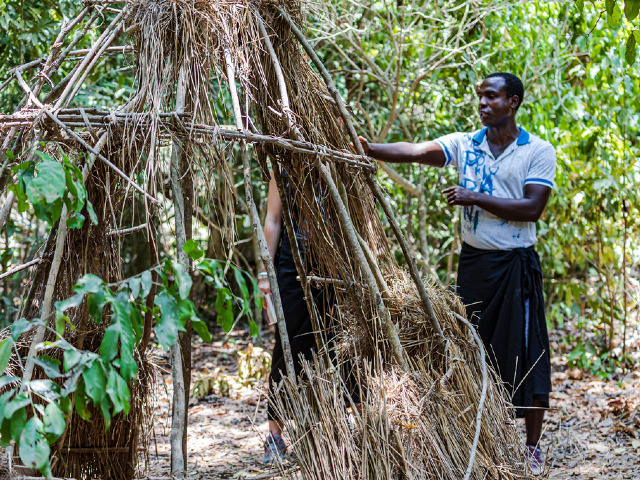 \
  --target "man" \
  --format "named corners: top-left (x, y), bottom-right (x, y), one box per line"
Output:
top-left (360, 72), bottom-right (555, 473)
